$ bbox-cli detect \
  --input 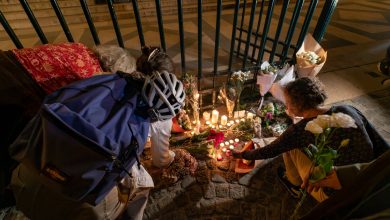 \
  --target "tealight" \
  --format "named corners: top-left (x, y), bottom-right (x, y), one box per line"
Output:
top-left (222, 148), bottom-right (227, 152)
top-left (220, 115), bottom-right (228, 126)
top-left (203, 111), bottom-right (211, 121)
top-left (234, 138), bottom-right (239, 143)
top-left (224, 141), bottom-right (229, 146)
top-left (229, 140), bottom-right (234, 144)
top-left (211, 125), bottom-right (215, 129)
top-left (217, 154), bottom-right (223, 161)
top-left (229, 145), bottom-right (234, 150)
top-left (235, 119), bottom-right (240, 123)
top-left (219, 143), bottom-right (225, 147)
top-left (247, 112), bottom-right (254, 120)
top-left (229, 120), bottom-right (234, 124)
top-left (239, 110), bottom-right (246, 118)
top-left (226, 123), bottom-right (231, 127)
top-left (206, 121), bottom-right (210, 125)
